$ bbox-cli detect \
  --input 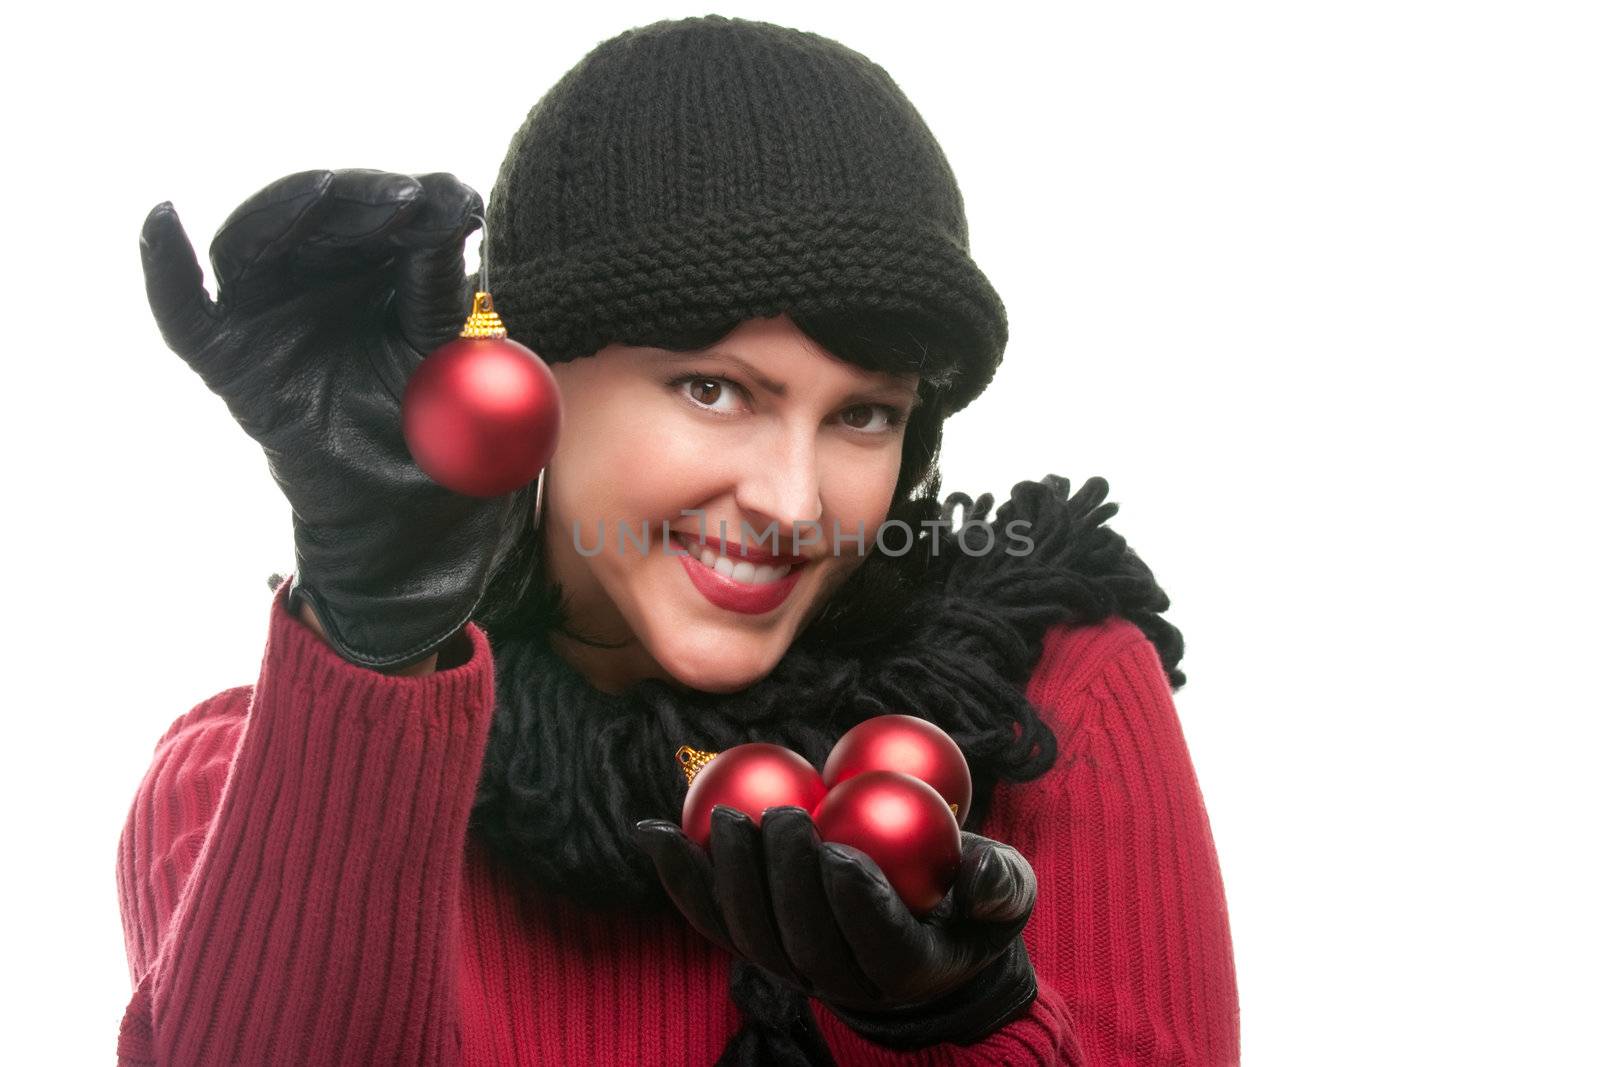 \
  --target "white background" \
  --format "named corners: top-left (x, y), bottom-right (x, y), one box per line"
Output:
top-left (1, 1), bottom-right (1595, 1063)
